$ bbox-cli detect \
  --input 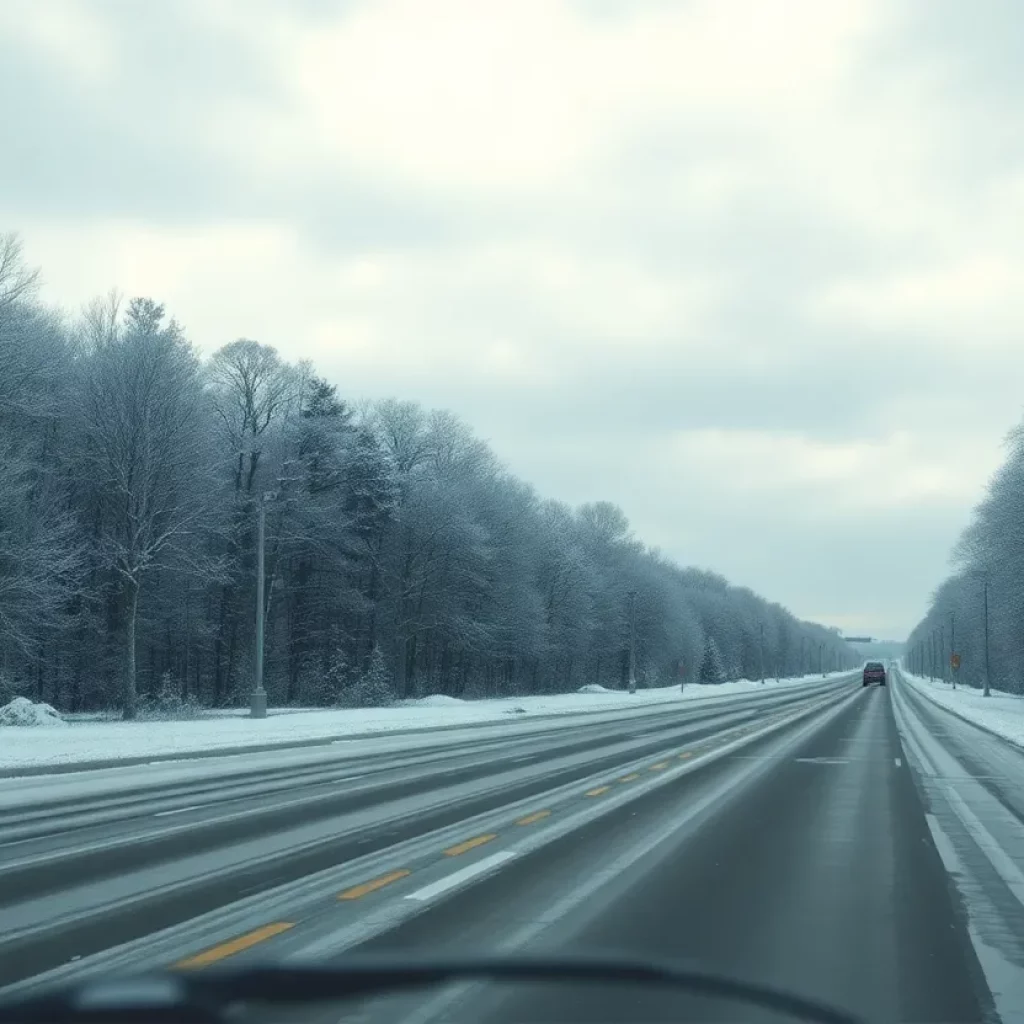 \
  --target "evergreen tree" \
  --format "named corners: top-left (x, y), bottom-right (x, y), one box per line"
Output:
top-left (349, 645), bottom-right (395, 707)
top-left (700, 634), bottom-right (726, 684)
